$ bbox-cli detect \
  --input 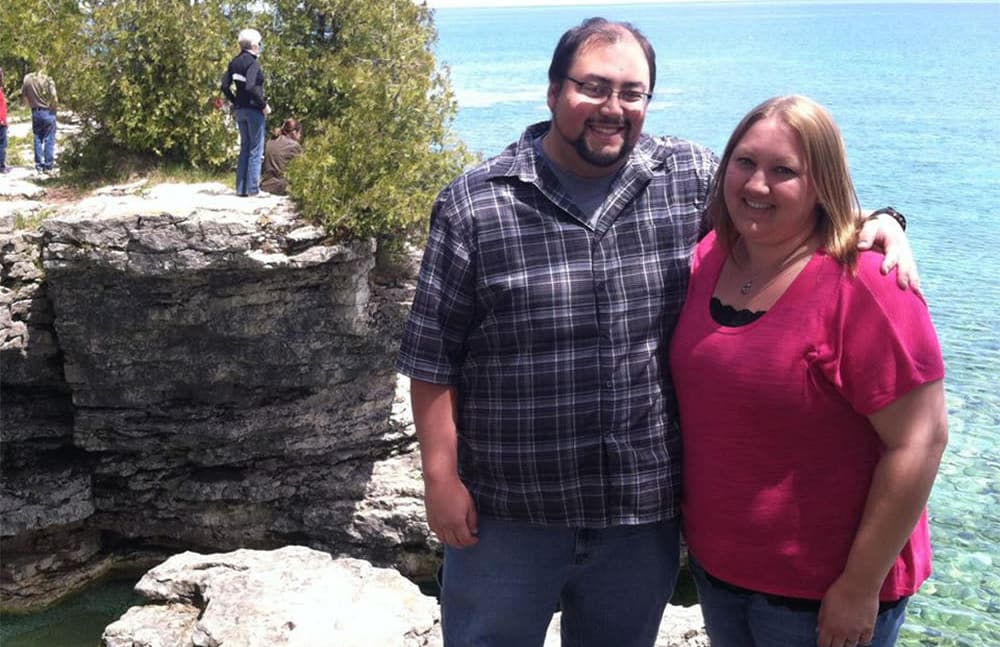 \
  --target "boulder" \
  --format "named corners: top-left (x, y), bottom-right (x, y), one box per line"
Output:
top-left (101, 546), bottom-right (440, 647)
